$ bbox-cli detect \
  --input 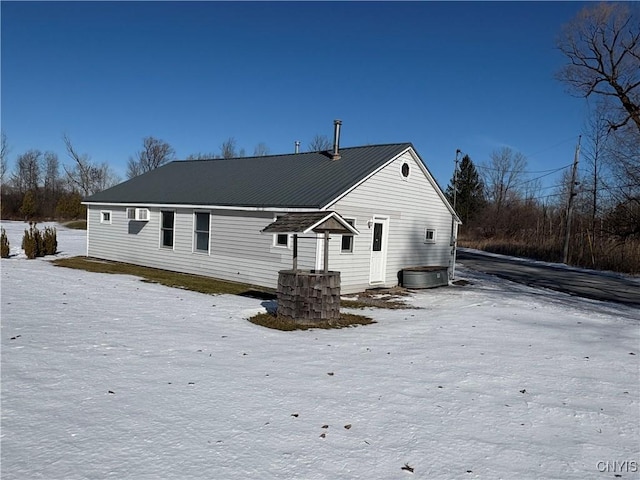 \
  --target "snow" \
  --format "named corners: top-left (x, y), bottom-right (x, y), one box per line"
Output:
top-left (1, 221), bottom-right (639, 479)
